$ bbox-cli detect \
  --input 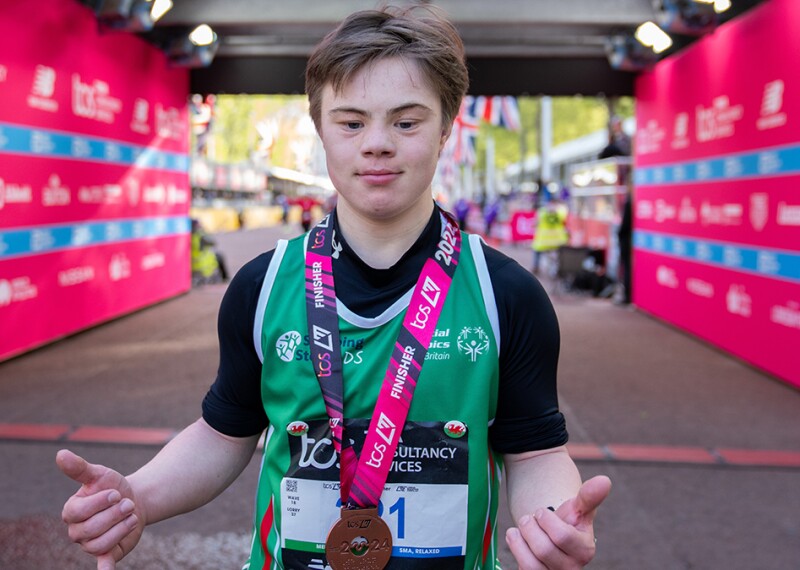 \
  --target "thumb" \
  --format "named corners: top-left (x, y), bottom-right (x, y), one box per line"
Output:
top-left (558, 475), bottom-right (612, 526)
top-left (56, 449), bottom-right (103, 487)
